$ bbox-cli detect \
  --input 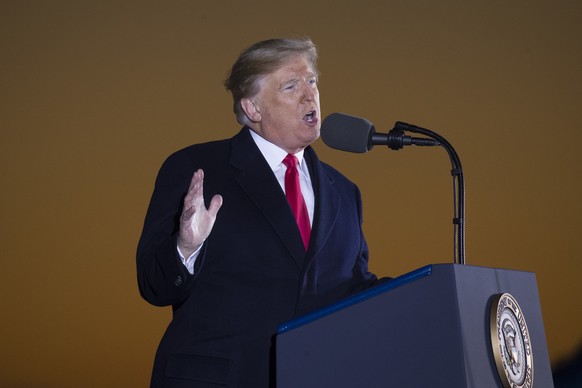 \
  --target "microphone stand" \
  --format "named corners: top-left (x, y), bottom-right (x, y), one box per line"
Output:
top-left (388, 122), bottom-right (466, 265)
